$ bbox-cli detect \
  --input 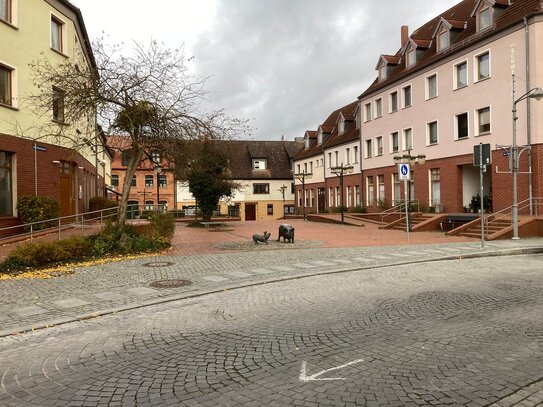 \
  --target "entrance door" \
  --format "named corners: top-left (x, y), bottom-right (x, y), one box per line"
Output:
top-left (59, 161), bottom-right (75, 219)
top-left (317, 188), bottom-right (325, 213)
top-left (245, 203), bottom-right (256, 221)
